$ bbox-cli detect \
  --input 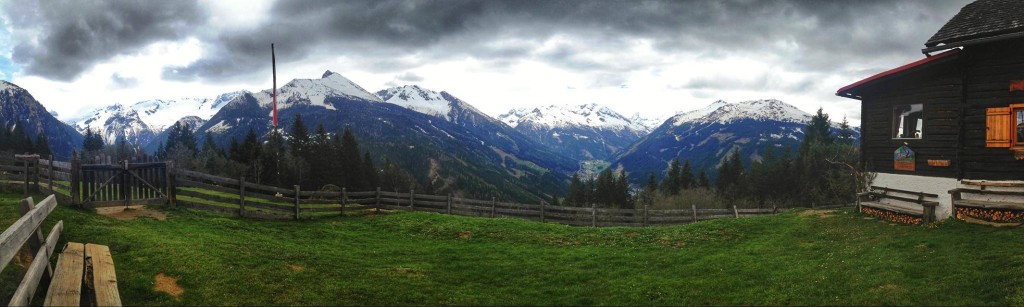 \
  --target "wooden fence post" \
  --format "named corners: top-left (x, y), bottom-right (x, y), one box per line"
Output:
top-left (33, 157), bottom-right (40, 193)
top-left (293, 185), bottom-right (300, 220)
top-left (22, 157), bottom-right (30, 197)
top-left (18, 197), bottom-right (52, 281)
top-left (47, 155), bottom-right (53, 194)
top-left (341, 187), bottom-right (347, 216)
top-left (643, 203), bottom-right (649, 227)
top-left (591, 204), bottom-right (597, 227)
top-left (71, 157), bottom-right (81, 207)
top-left (540, 200), bottom-right (546, 222)
top-left (409, 189), bottom-right (415, 209)
top-left (446, 193), bottom-right (452, 215)
top-left (490, 197), bottom-right (496, 218)
top-left (239, 176), bottom-right (246, 218)
top-left (375, 187), bottom-right (381, 214)
top-left (733, 205), bottom-right (739, 218)
top-left (165, 161), bottom-right (175, 206)
top-left (692, 204), bottom-right (698, 223)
